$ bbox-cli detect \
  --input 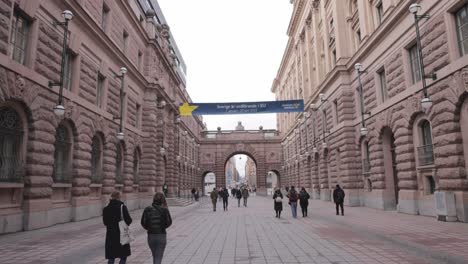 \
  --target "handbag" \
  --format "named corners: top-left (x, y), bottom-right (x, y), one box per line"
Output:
top-left (119, 204), bottom-right (134, 245)
top-left (275, 197), bottom-right (282, 202)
